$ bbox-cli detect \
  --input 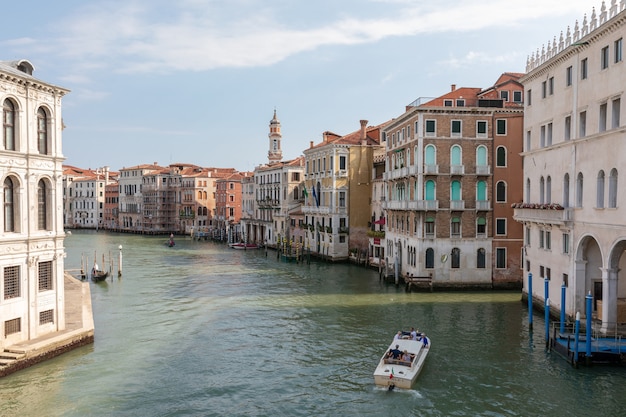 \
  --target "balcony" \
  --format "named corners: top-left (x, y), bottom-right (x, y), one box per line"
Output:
top-left (475, 200), bottom-right (491, 211)
top-left (303, 206), bottom-right (330, 215)
top-left (407, 200), bottom-right (439, 211)
top-left (450, 165), bottom-right (465, 175)
top-left (476, 165), bottom-right (491, 175)
top-left (424, 164), bottom-right (439, 175)
top-left (450, 200), bottom-right (465, 210)
top-left (383, 200), bottom-right (408, 210)
top-left (513, 205), bottom-right (573, 225)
